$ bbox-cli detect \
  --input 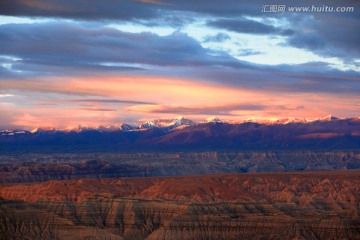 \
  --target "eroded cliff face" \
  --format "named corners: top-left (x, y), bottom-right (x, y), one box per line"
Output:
top-left (1, 151), bottom-right (360, 183)
top-left (1, 171), bottom-right (360, 240)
